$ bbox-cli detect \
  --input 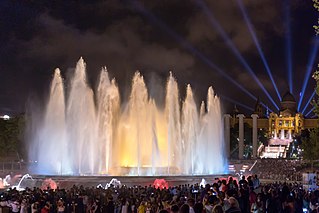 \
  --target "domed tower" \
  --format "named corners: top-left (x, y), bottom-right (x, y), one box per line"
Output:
top-left (280, 91), bottom-right (297, 116)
